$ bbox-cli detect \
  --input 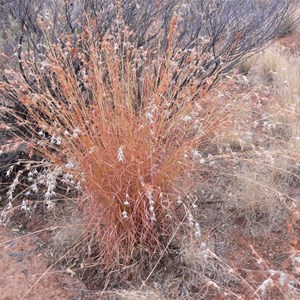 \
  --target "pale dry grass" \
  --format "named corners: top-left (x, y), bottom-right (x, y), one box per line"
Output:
top-left (240, 46), bottom-right (289, 84)
top-left (111, 289), bottom-right (166, 300)
top-left (245, 45), bottom-right (300, 146)
top-left (233, 41), bottom-right (300, 216)
top-left (272, 56), bottom-right (300, 137)
top-left (227, 156), bottom-right (290, 232)
top-left (192, 46), bottom-right (300, 237)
